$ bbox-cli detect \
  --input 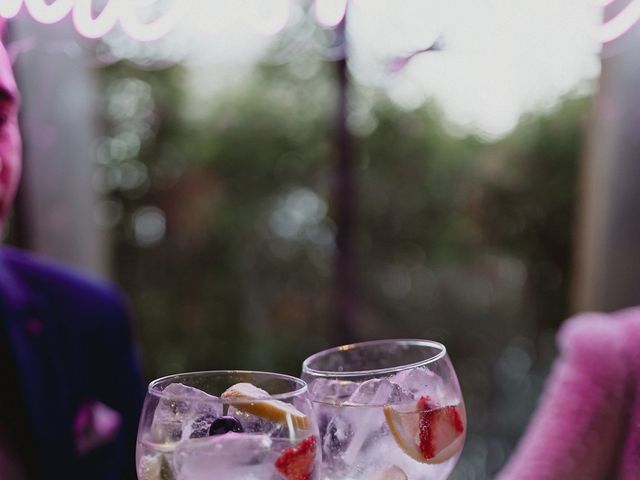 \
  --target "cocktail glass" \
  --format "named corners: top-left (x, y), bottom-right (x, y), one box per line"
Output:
top-left (136, 370), bottom-right (320, 480)
top-left (302, 339), bottom-right (465, 480)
